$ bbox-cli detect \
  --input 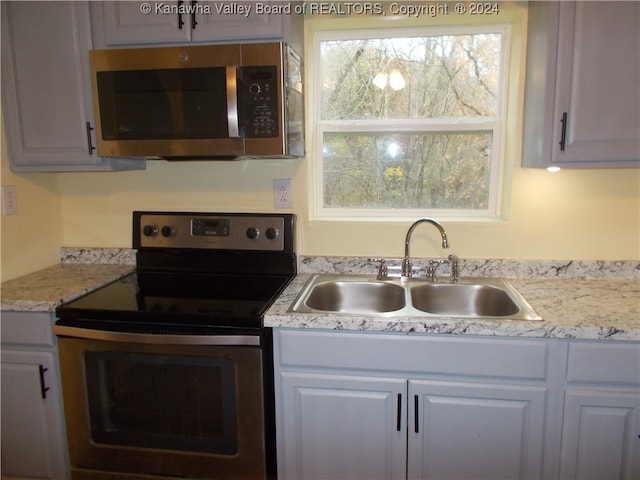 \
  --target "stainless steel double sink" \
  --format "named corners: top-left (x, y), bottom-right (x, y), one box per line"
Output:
top-left (290, 274), bottom-right (542, 321)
